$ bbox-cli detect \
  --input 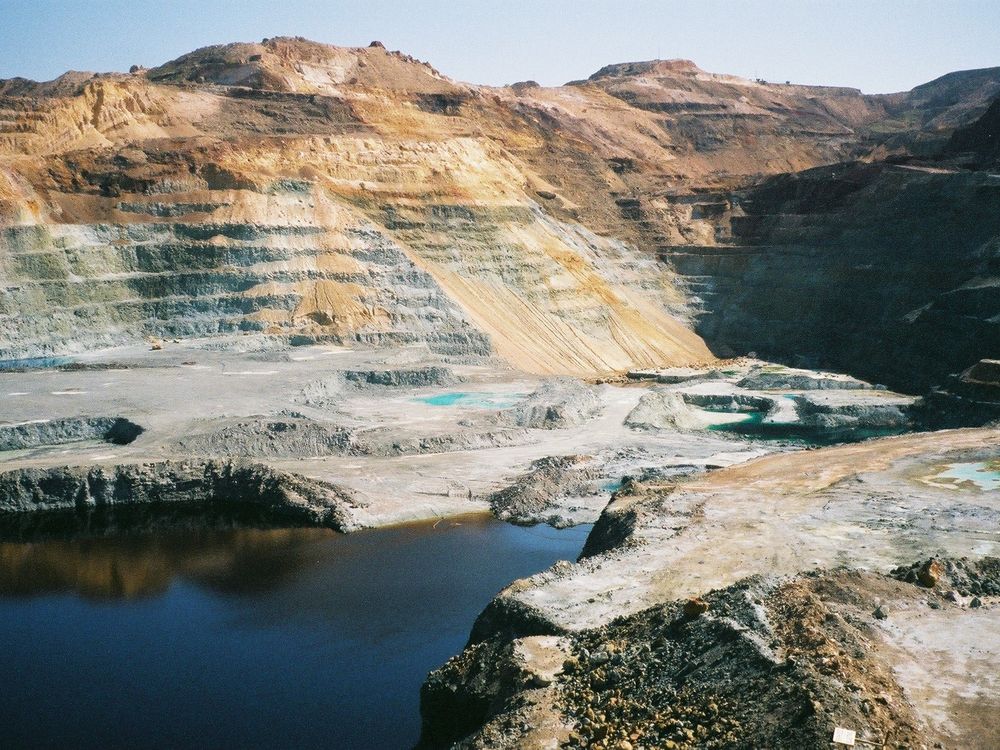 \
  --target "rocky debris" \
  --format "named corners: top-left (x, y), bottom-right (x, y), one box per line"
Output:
top-left (440, 429), bottom-right (1000, 695)
top-left (579, 483), bottom-right (646, 559)
top-left (678, 391), bottom-right (776, 413)
top-left (294, 376), bottom-right (345, 408)
top-left (626, 367), bottom-right (727, 384)
top-left (419, 637), bottom-right (533, 748)
top-left (0, 416), bottom-right (143, 451)
top-left (919, 559), bottom-right (942, 587)
top-left (294, 367), bottom-right (460, 408)
top-left (175, 416), bottom-right (352, 458)
top-left (497, 378), bottom-right (602, 429)
top-left (624, 389), bottom-right (704, 431)
top-left (350, 426), bottom-right (530, 458)
top-left (174, 412), bottom-right (528, 459)
top-left (340, 366), bottom-right (461, 388)
top-left (0, 460), bottom-right (362, 530)
top-left (892, 557), bottom-right (1000, 598)
top-left (489, 455), bottom-right (600, 526)
top-left (195, 335), bottom-right (290, 354)
top-left (737, 366), bottom-right (873, 391)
